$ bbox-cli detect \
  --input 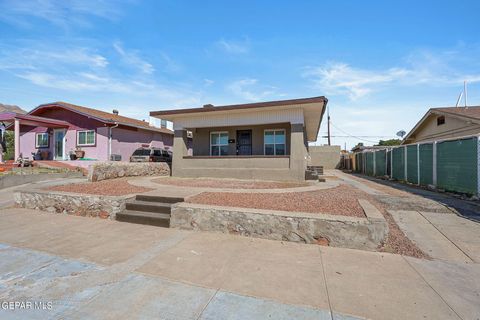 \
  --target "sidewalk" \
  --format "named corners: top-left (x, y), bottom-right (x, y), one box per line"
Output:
top-left (0, 208), bottom-right (478, 319)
